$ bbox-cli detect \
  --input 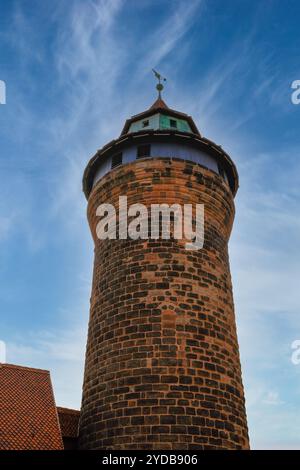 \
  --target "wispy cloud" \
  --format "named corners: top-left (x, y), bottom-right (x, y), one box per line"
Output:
top-left (136, 0), bottom-right (203, 76)
top-left (263, 391), bottom-right (284, 406)
top-left (0, 215), bottom-right (14, 241)
top-left (7, 324), bottom-right (86, 408)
